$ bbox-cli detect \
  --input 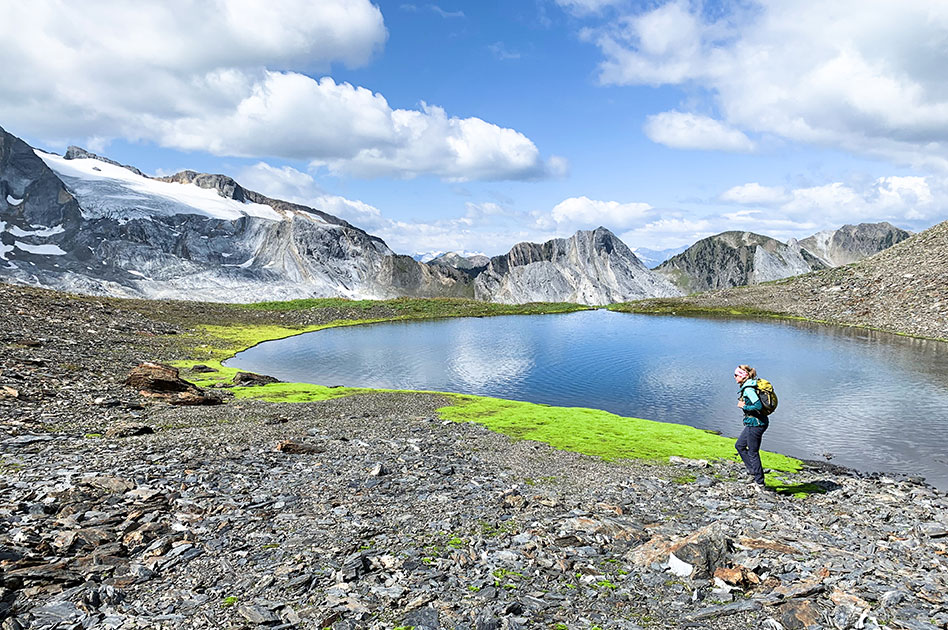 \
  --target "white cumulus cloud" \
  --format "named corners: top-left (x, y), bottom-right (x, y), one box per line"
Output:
top-left (0, 1), bottom-right (551, 182)
top-left (588, 0), bottom-right (948, 169)
top-left (720, 183), bottom-right (789, 205)
top-left (543, 196), bottom-right (653, 232)
top-left (780, 177), bottom-right (939, 224)
top-left (644, 111), bottom-right (755, 152)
